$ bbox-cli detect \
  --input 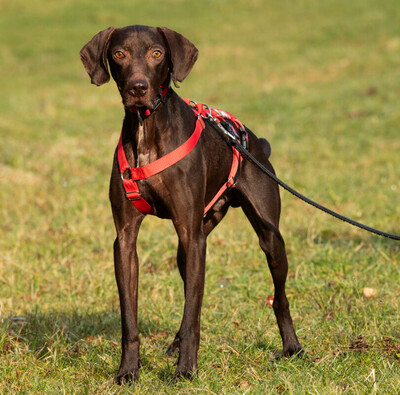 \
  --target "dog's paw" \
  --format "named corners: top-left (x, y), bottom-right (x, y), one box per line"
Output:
top-left (114, 372), bottom-right (133, 385)
top-left (114, 362), bottom-right (141, 385)
top-left (282, 344), bottom-right (305, 358)
top-left (173, 366), bottom-right (197, 382)
top-left (173, 353), bottom-right (198, 382)
top-left (271, 344), bottom-right (304, 361)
